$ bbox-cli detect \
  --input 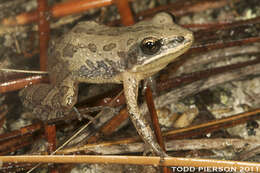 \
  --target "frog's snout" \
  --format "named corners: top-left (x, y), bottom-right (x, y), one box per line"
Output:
top-left (185, 31), bottom-right (194, 46)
